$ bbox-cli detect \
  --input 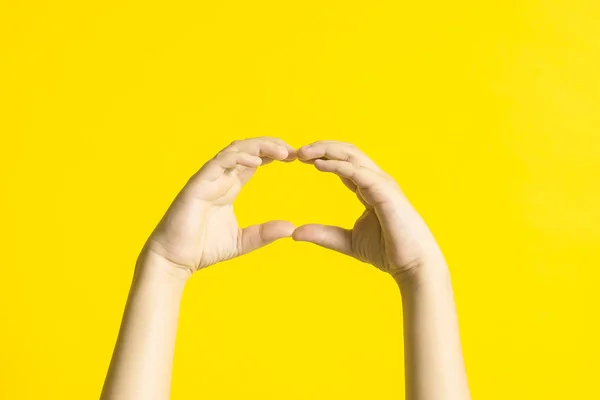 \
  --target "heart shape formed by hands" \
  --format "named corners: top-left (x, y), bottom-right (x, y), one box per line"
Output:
top-left (143, 137), bottom-right (445, 285)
